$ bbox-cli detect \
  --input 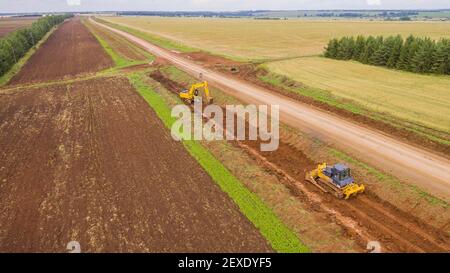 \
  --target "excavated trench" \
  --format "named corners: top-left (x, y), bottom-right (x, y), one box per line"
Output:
top-left (150, 70), bottom-right (450, 253)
